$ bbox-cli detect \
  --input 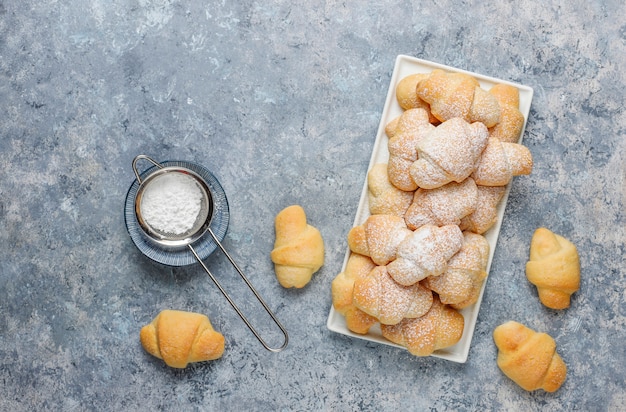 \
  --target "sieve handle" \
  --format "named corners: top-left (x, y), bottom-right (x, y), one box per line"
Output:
top-left (132, 154), bottom-right (163, 184)
top-left (188, 229), bottom-right (289, 353)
